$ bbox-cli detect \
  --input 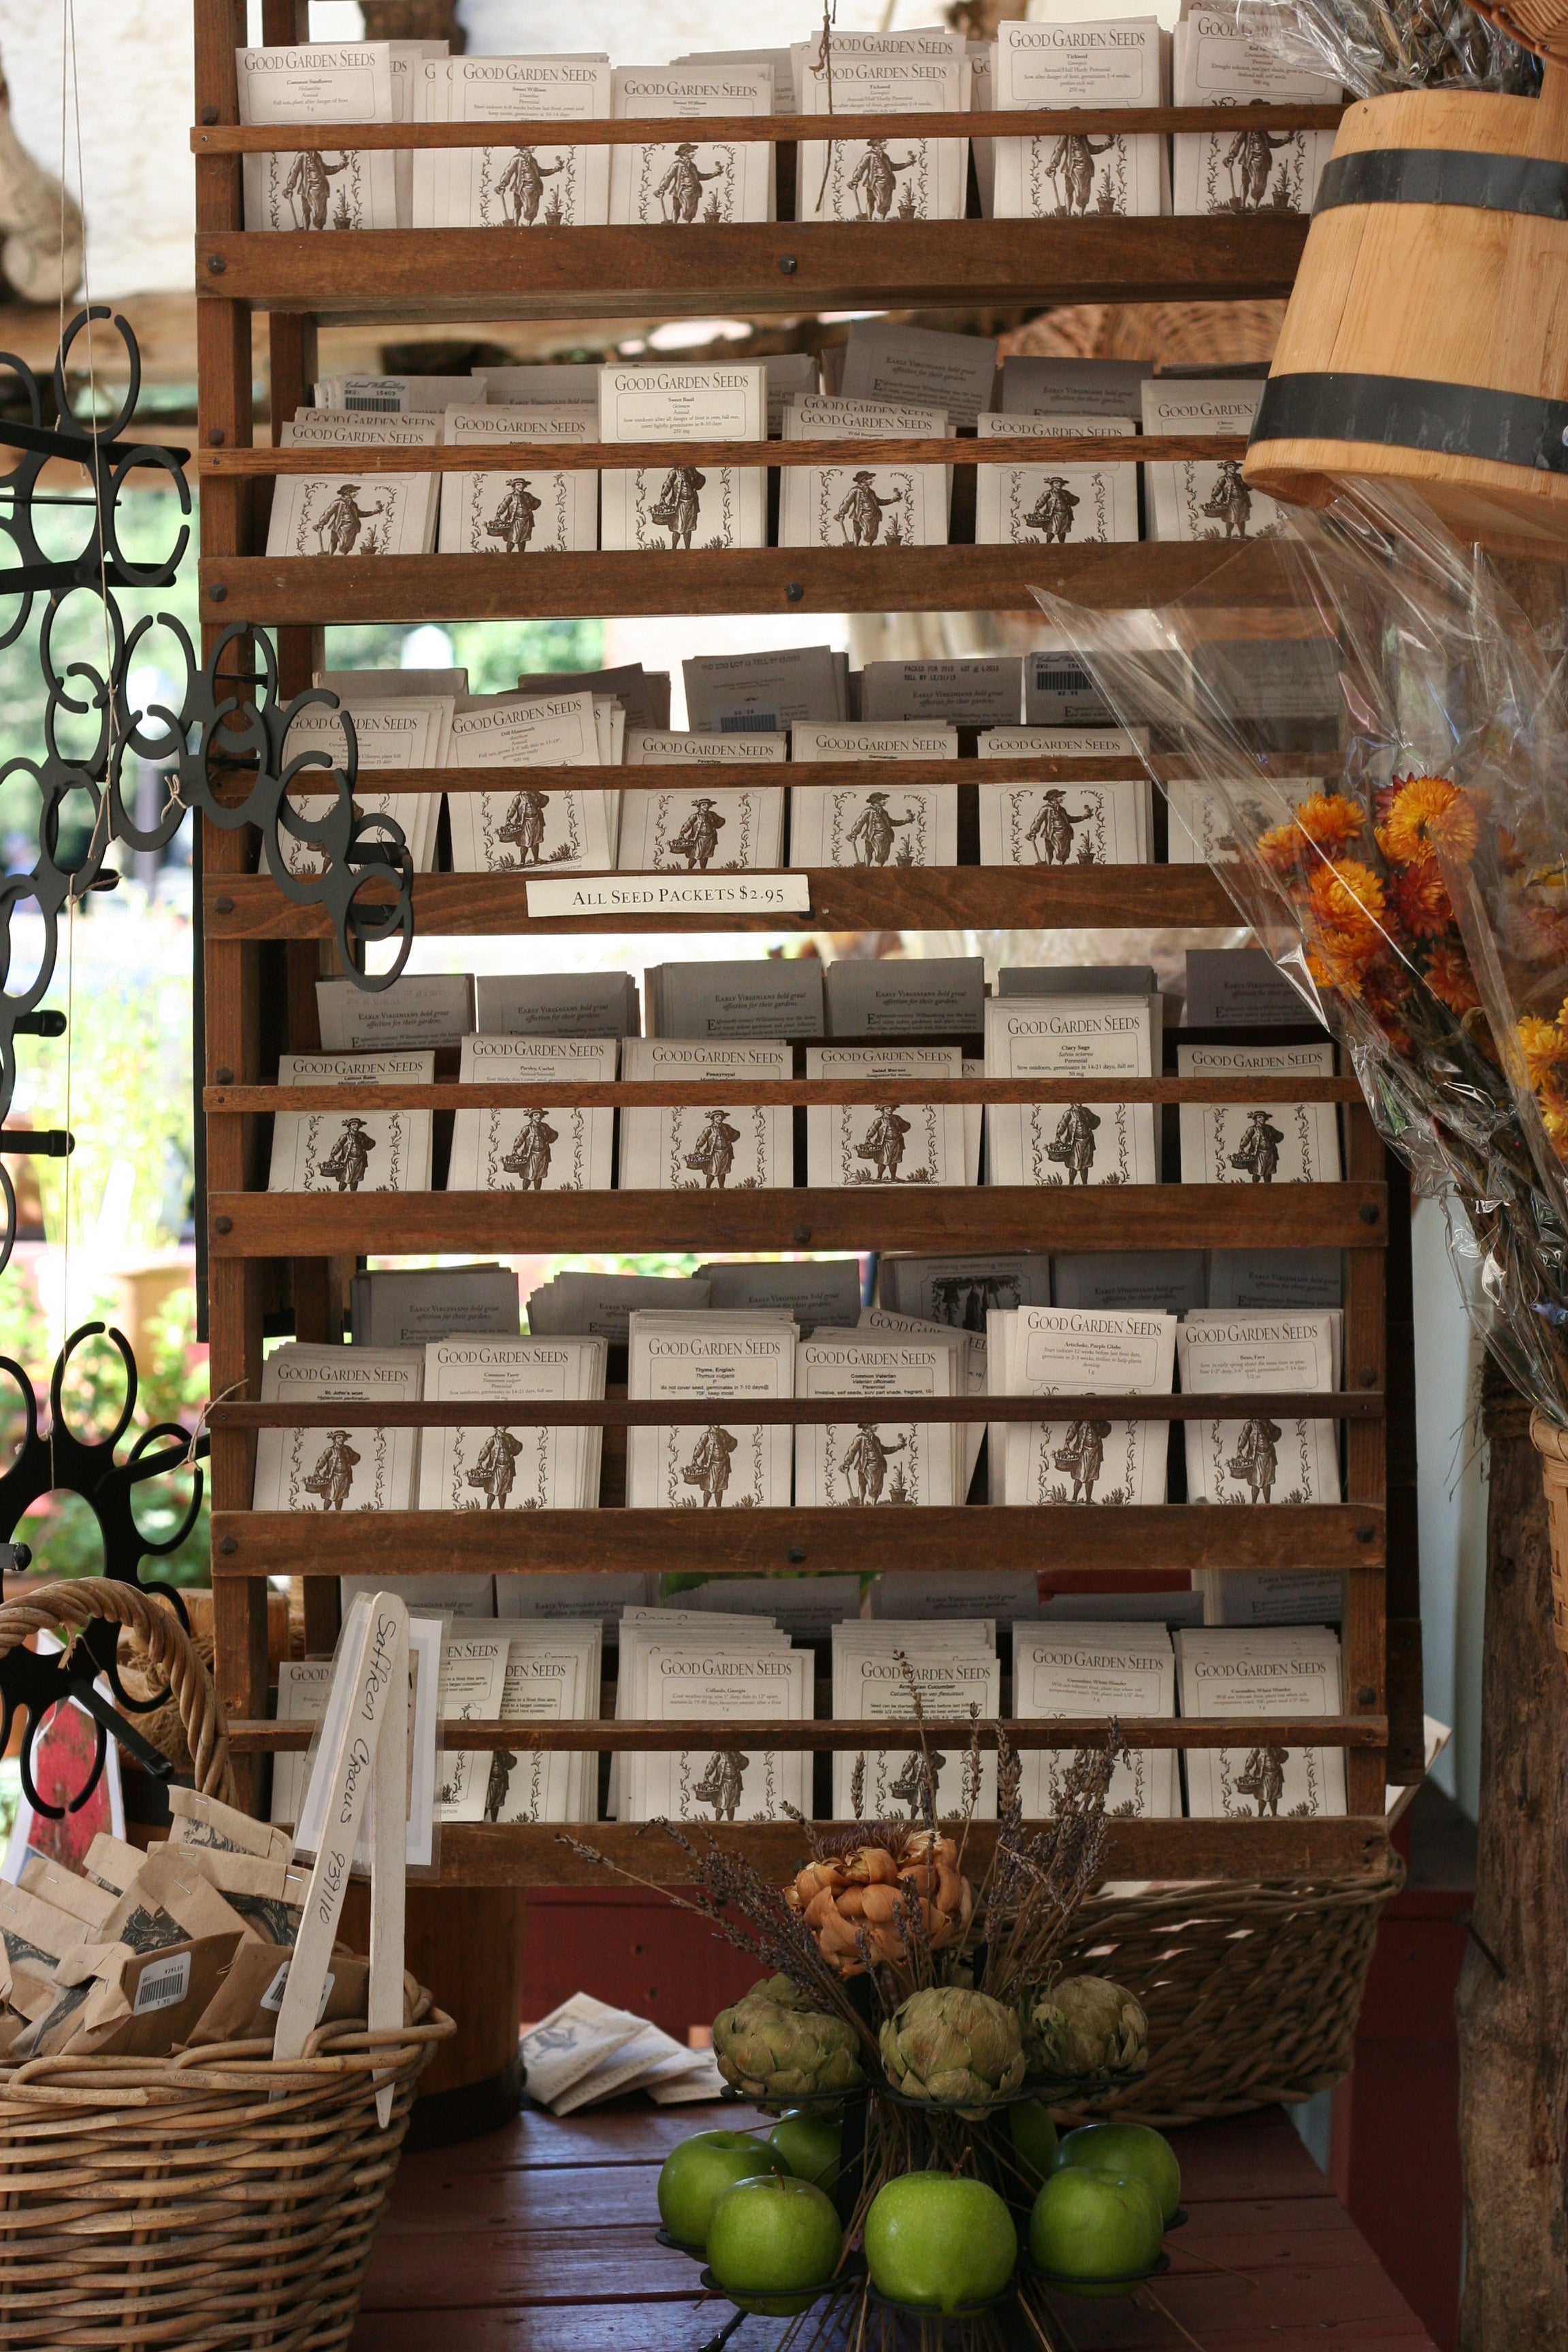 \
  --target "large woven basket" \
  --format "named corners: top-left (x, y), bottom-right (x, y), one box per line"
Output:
top-left (1048, 1863), bottom-right (1405, 2129)
top-left (0, 1580), bottom-right (453, 2350)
